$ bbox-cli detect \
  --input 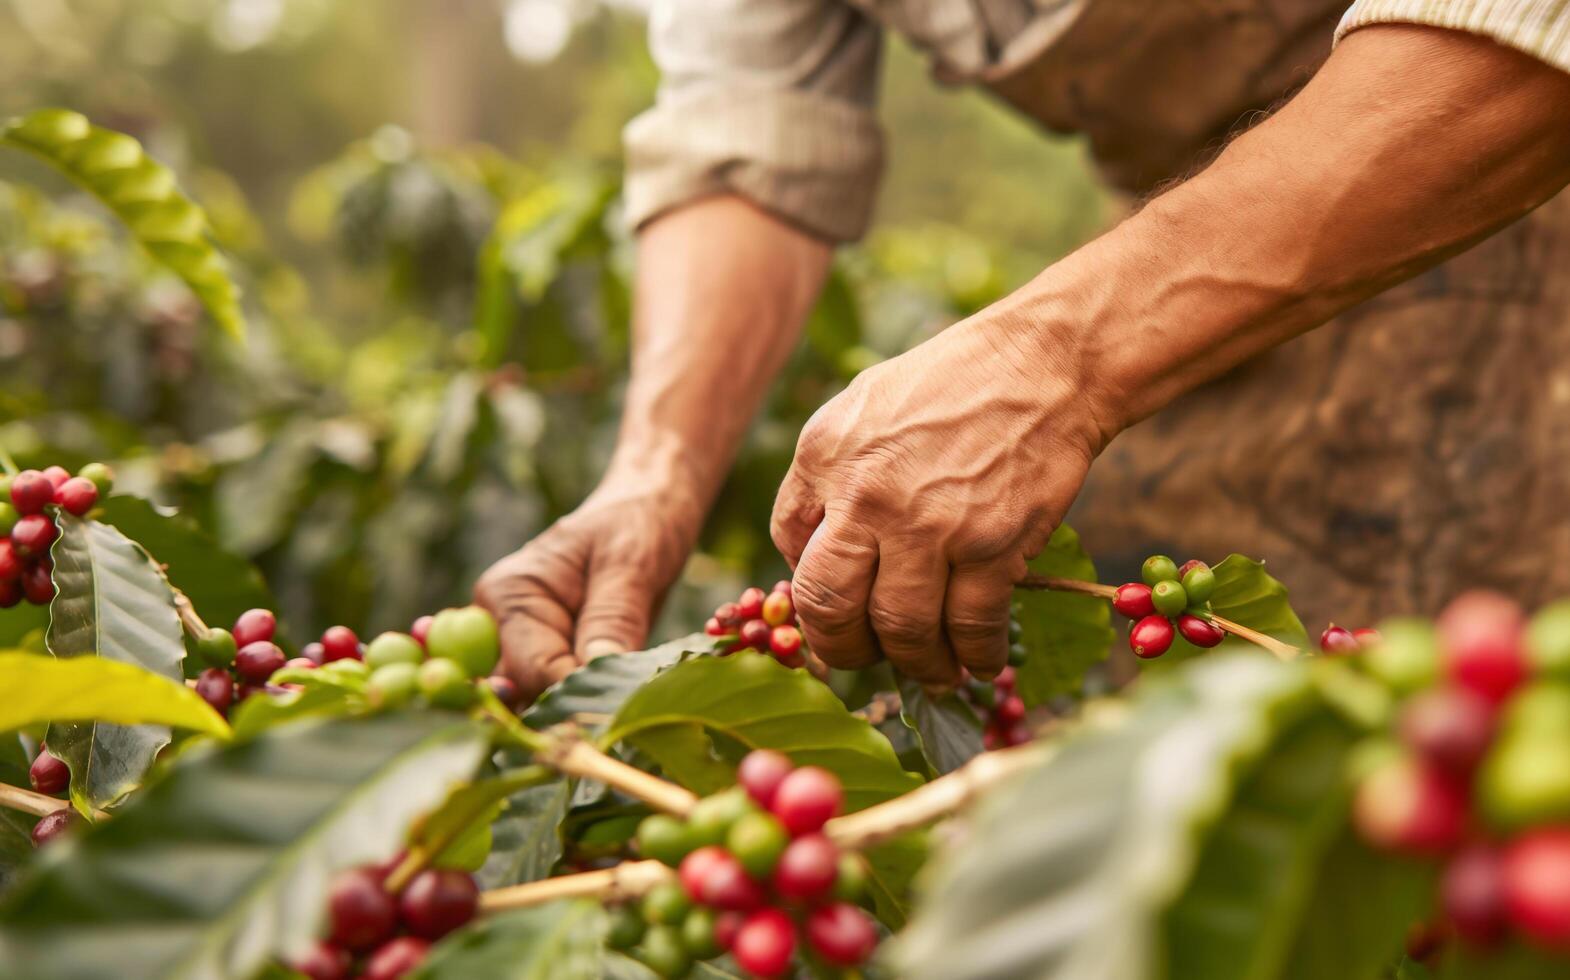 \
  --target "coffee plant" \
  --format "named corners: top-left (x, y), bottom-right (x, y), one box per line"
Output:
top-left (2, 111), bottom-right (1568, 980)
